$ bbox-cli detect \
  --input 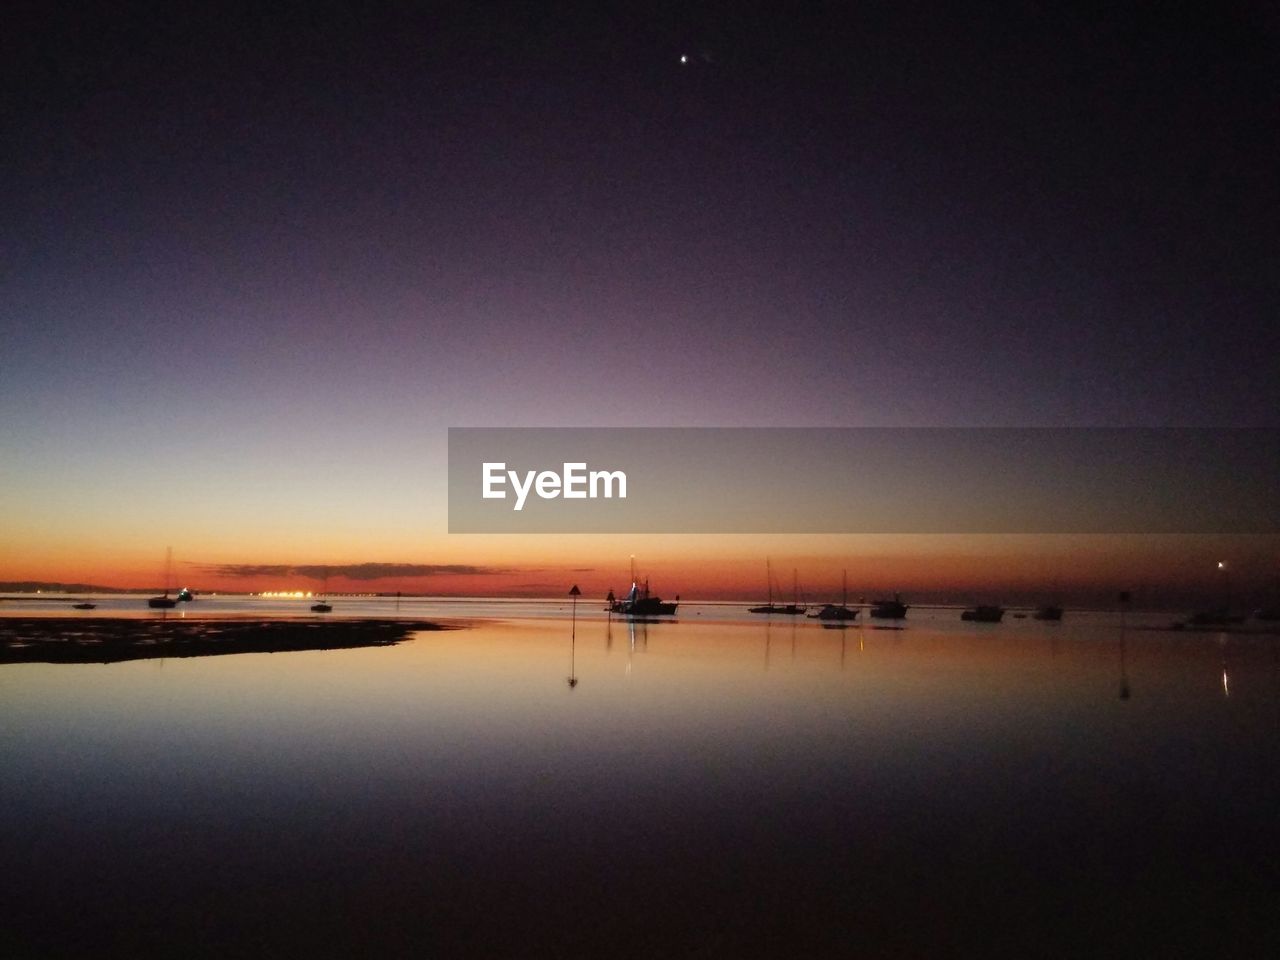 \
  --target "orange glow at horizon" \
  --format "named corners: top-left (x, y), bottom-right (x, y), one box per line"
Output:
top-left (2, 532), bottom-right (1275, 601)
